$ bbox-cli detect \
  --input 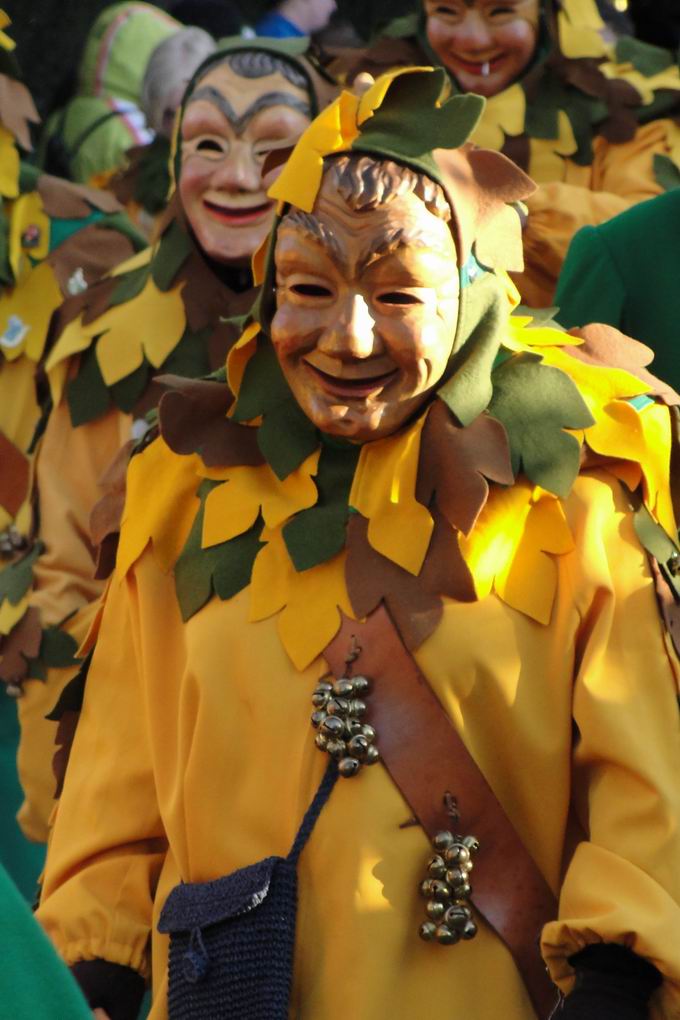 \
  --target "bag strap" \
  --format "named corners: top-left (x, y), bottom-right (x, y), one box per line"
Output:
top-left (287, 760), bottom-right (338, 866)
top-left (324, 604), bottom-right (559, 1020)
